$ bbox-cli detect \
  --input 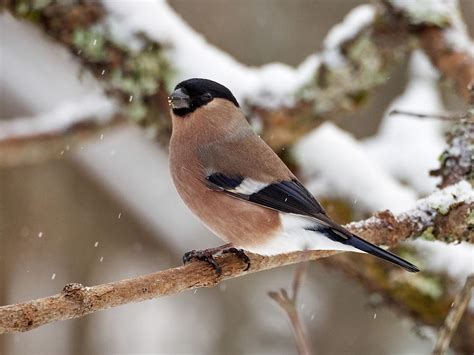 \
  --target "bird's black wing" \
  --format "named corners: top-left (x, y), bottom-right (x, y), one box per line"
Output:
top-left (207, 173), bottom-right (326, 218)
top-left (207, 173), bottom-right (420, 272)
top-left (207, 173), bottom-right (244, 190)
